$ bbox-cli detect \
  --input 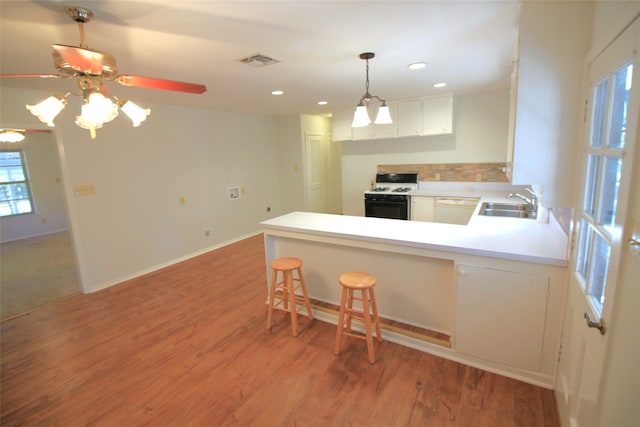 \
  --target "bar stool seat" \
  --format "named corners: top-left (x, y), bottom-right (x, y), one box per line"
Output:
top-left (266, 257), bottom-right (313, 336)
top-left (334, 271), bottom-right (382, 364)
